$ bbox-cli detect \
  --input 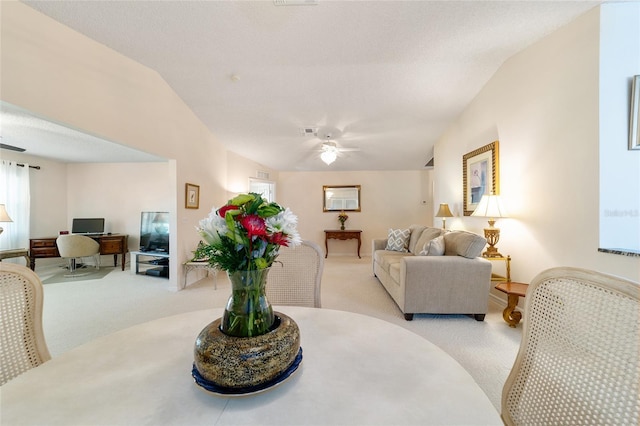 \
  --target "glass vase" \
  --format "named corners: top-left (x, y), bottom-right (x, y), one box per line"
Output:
top-left (222, 268), bottom-right (274, 337)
